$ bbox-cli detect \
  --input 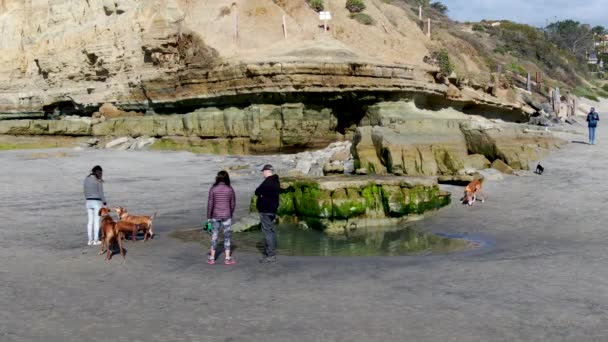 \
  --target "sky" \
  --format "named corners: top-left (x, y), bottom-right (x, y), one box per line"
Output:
top-left (441, 0), bottom-right (607, 28)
